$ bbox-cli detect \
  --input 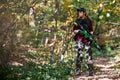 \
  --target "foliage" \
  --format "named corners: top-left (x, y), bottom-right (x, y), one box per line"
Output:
top-left (0, 0), bottom-right (120, 79)
top-left (0, 59), bottom-right (74, 80)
